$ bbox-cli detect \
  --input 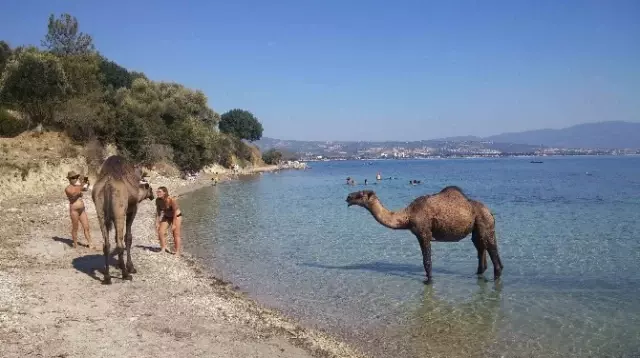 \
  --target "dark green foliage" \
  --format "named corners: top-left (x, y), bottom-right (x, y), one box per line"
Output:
top-left (0, 50), bottom-right (69, 127)
top-left (58, 53), bottom-right (102, 95)
top-left (98, 56), bottom-right (135, 89)
top-left (262, 148), bottom-right (283, 165)
top-left (0, 41), bottom-right (11, 74)
top-left (219, 109), bottom-right (264, 142)
top-left (0, 12), bottom-right (265, 172)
